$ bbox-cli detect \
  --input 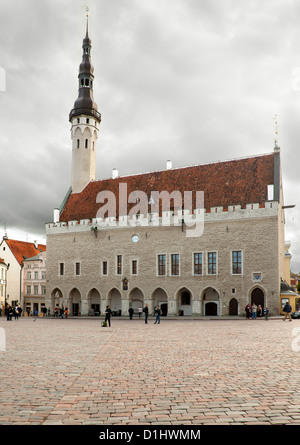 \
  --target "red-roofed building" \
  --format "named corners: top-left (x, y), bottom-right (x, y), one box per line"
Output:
top-left (0, 236), bottom-right (46, 308)
top-left (45, 23), bottom-right (289, 317)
